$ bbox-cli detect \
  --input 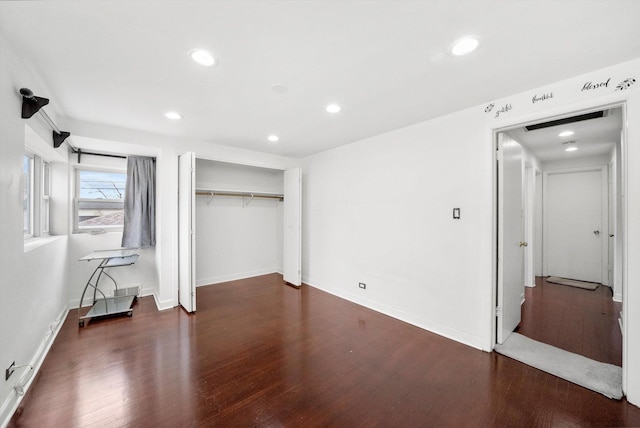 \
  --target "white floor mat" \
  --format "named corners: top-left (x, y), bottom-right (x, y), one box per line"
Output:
top-left (495, 333), bottom-right (622, 399)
